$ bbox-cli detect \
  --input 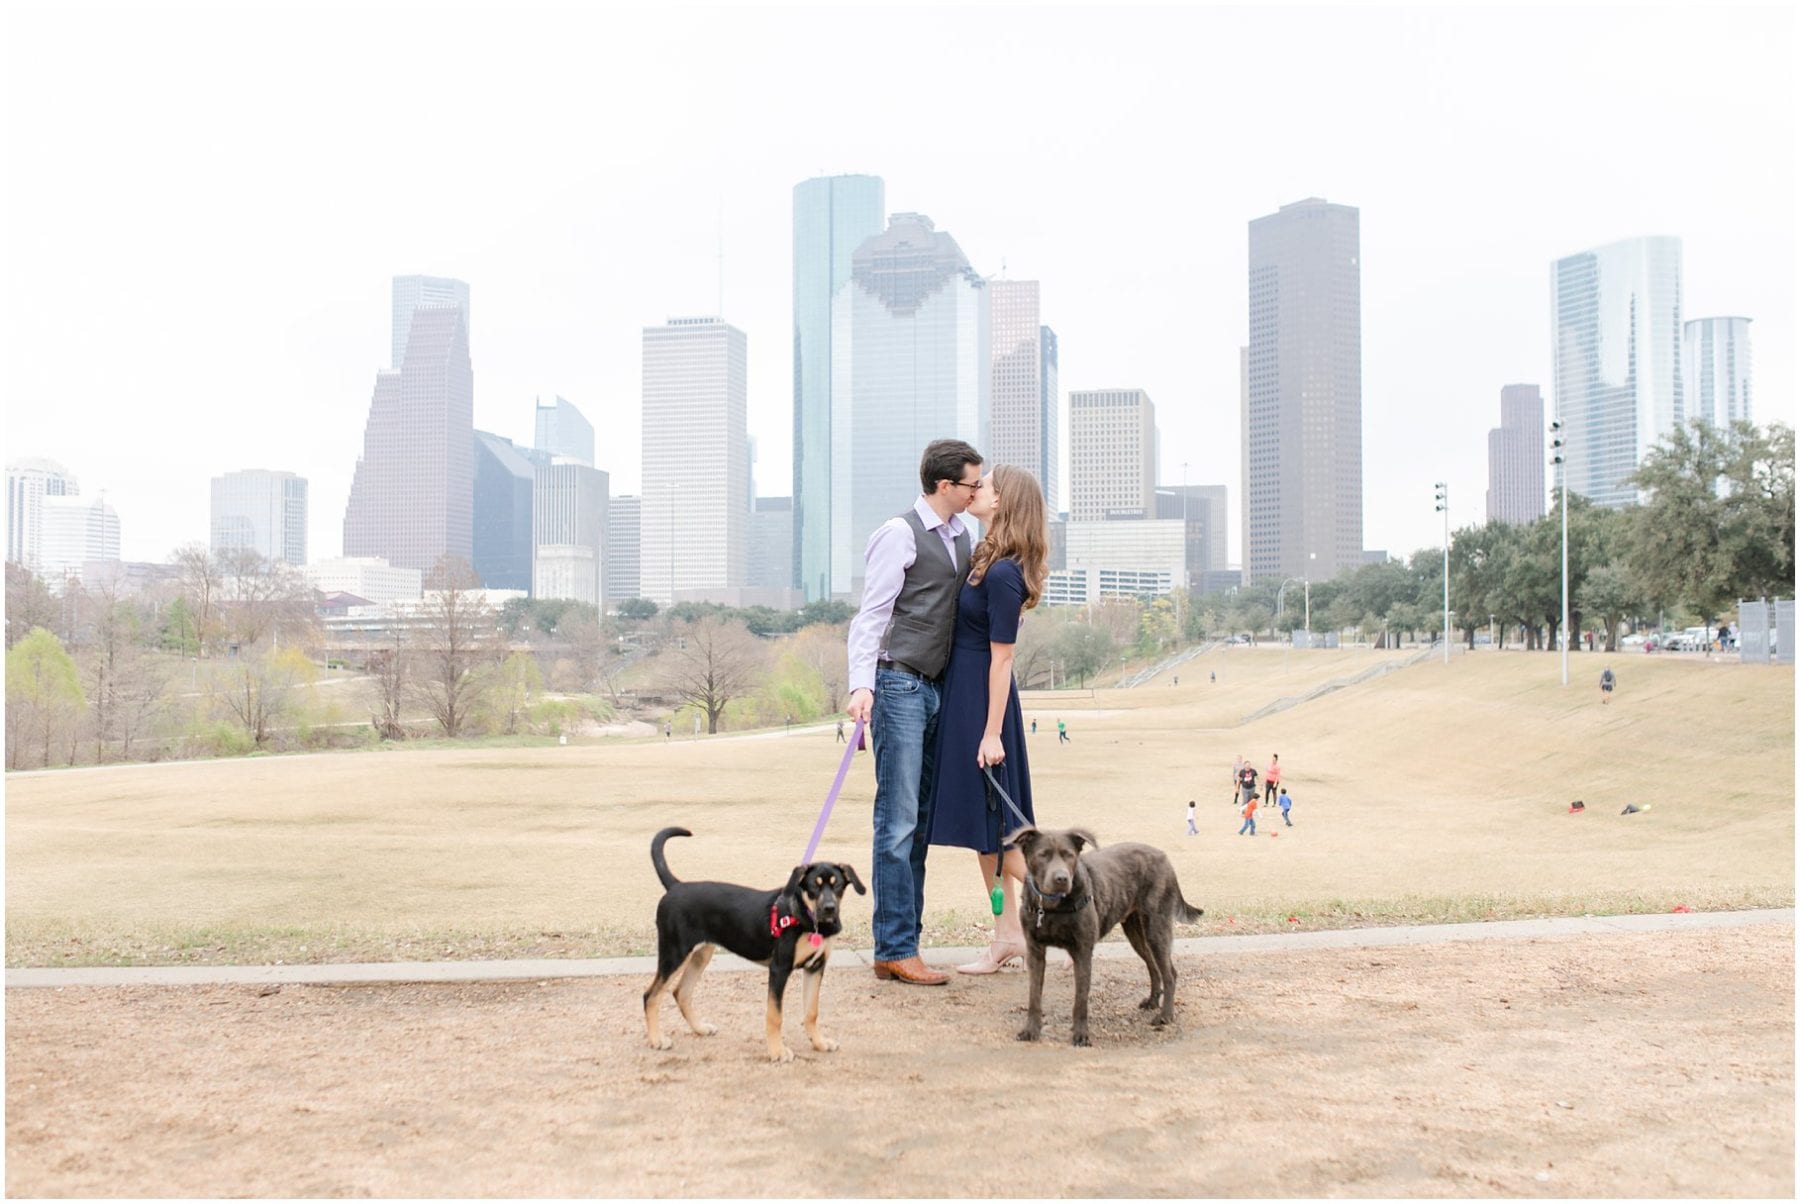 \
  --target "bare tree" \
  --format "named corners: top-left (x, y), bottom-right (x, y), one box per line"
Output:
top-left (217, 646), bottom-right (309, 746)
top-left (1011, 606), bottom-right (1064, 688)
top-left (171, 543), bottom-right (224, 658)
top-left (217, 547), bottom-right (317, 650)
top-left (414, 555), bottom-right (496, 737)
top-left (79, 578), bottom-right (138, 763)
top-left (788, 622), bottom-right (848, 712)
top-left (666, 616), bottom-right (767, 734)
top-left (367, 631), bottom-right (409, 740)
